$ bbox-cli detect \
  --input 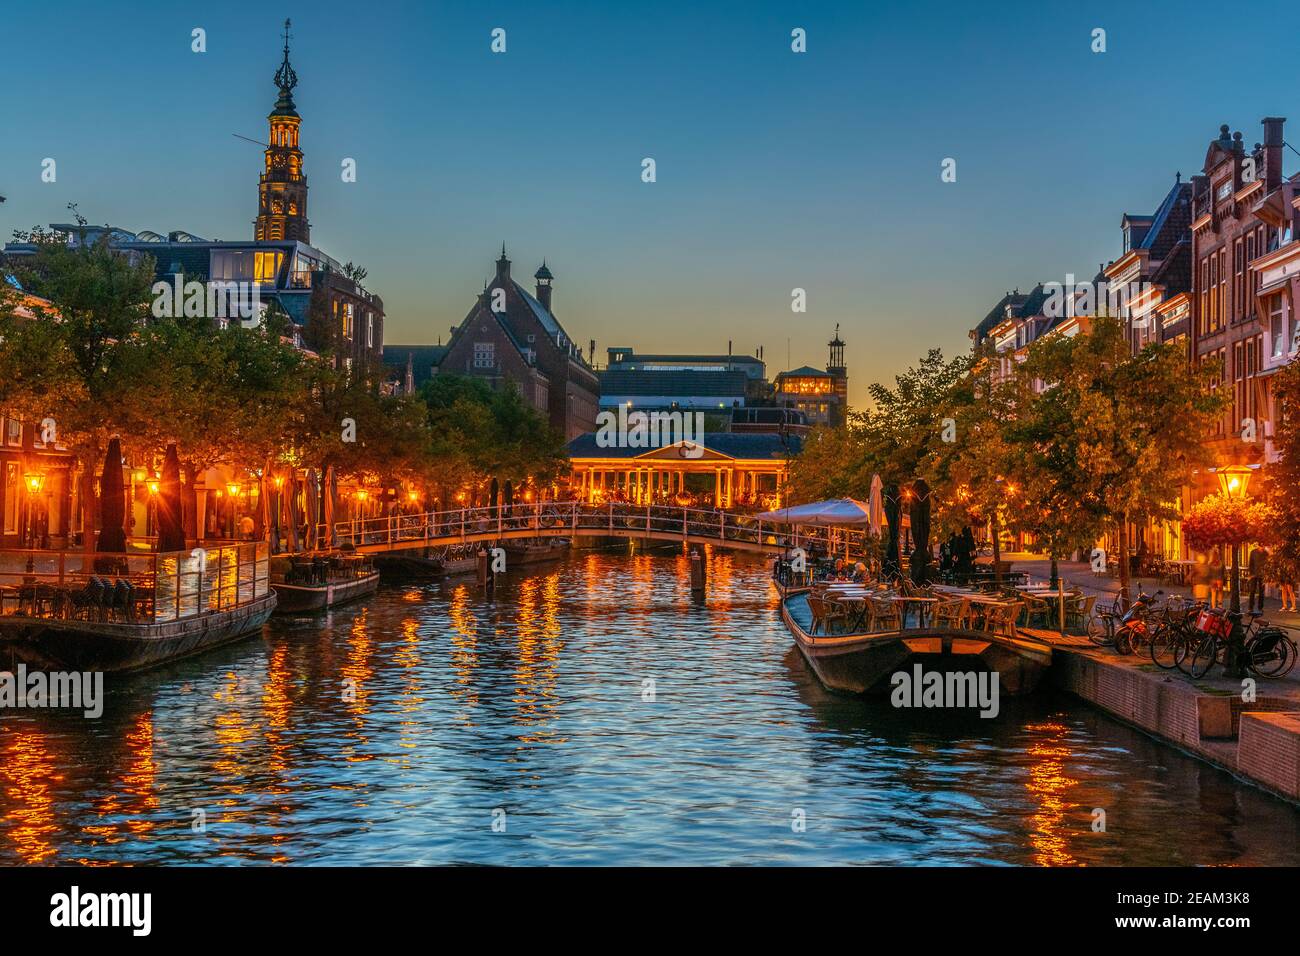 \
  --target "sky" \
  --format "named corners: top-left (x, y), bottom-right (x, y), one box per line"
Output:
top-left (2, 0), bottom-right (1297, 408)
